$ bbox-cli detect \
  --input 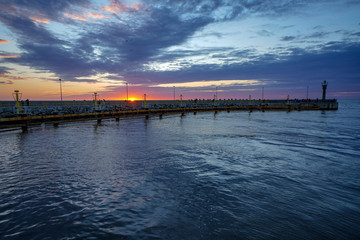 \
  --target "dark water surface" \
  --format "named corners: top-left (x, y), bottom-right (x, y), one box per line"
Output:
top-left (1, 100), bottom-right (360, 239)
